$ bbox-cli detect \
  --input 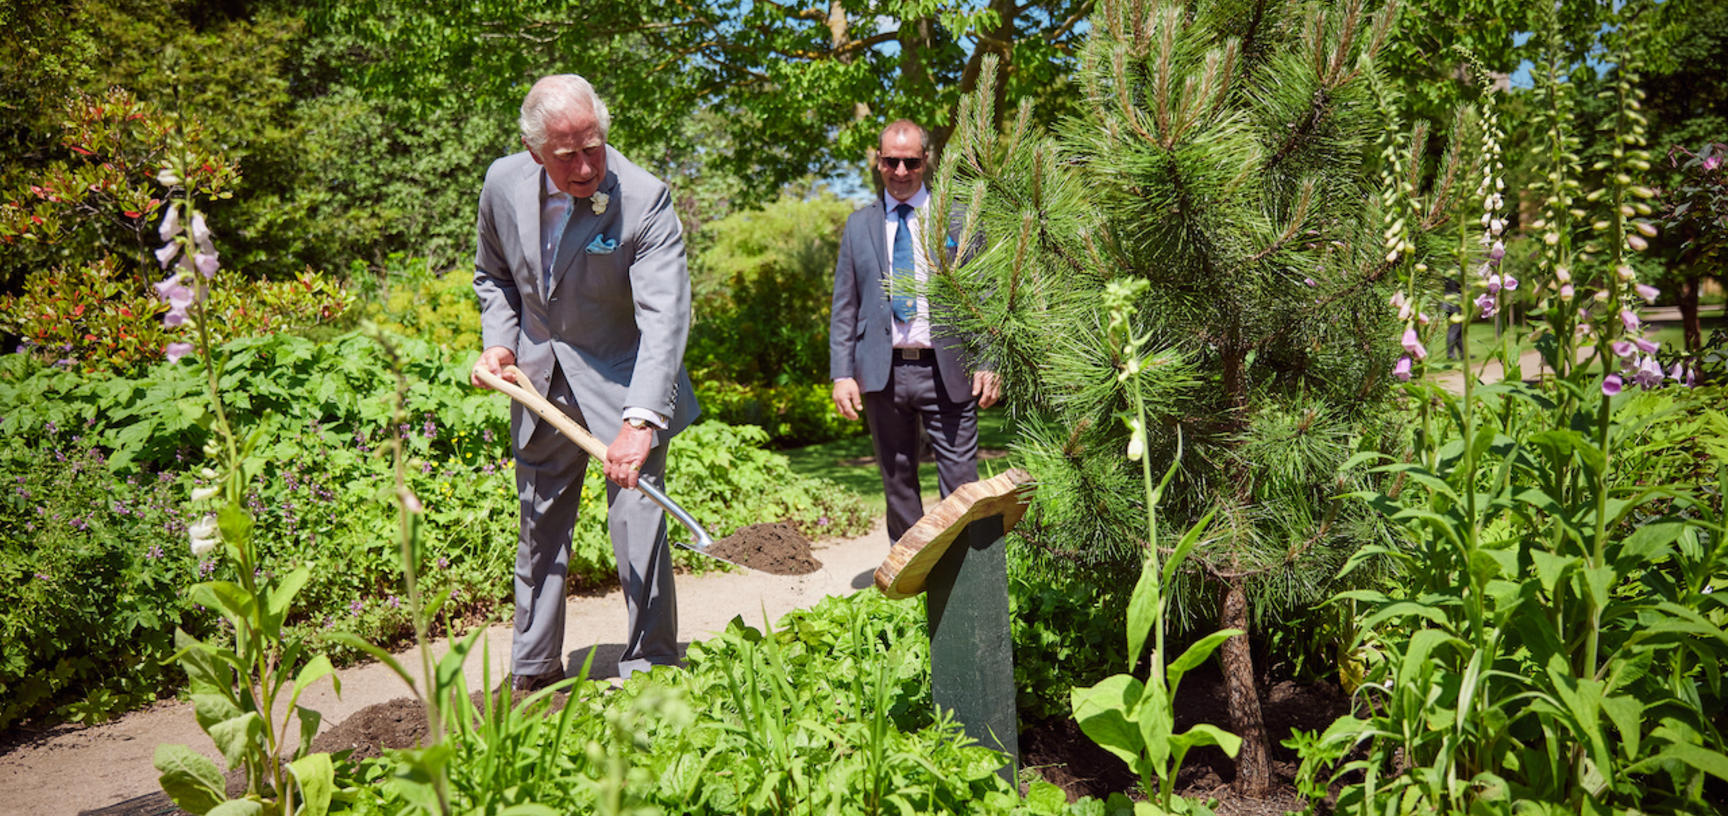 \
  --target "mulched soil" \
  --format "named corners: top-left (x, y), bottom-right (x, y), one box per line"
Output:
top-left (1020, 665), bottom-right (1352, 815)
top-left (700, 521), bottom-right (822, 574)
